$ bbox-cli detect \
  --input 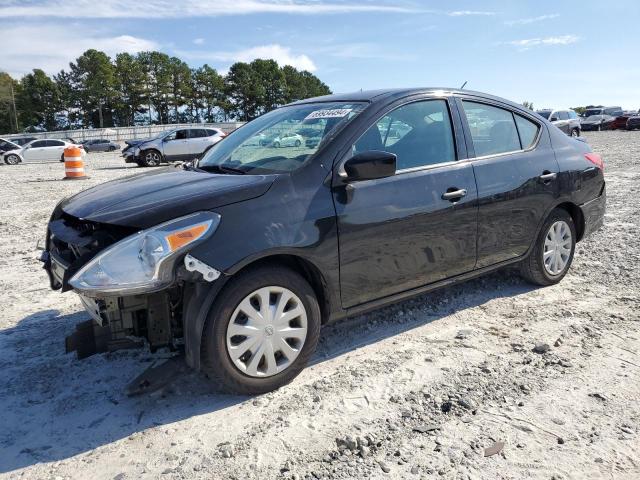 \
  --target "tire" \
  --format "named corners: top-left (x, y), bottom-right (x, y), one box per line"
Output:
top-left (5, 154), bottom-right (20, 165)
top-left (597, 124), bottom-right (602, 132)
top-left (294, 139), bottom-right (301, 147)
top-left (520, 208), bottom-right (576, 286)
top-left (273, 141), bottom-right (280, 148)
top-left (570, 128), bottom-right (580, 137)
top-left (201, 265), bottom-right (321, 395)
top-left (141, 149), bottom-right (162, 167)
top-left (60, 153), bottom-right (65, 162)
